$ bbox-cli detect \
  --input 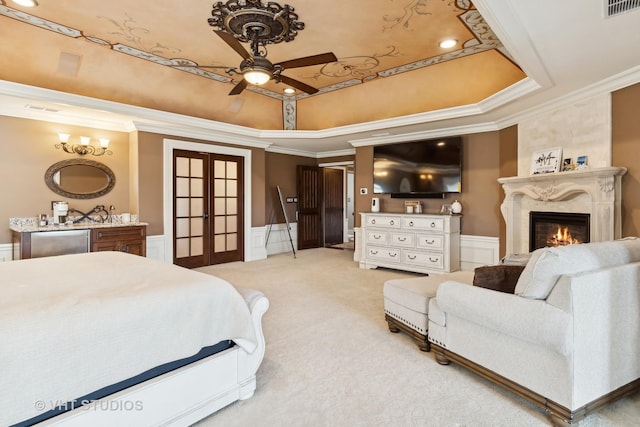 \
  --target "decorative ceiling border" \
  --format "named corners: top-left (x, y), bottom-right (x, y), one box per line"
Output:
top-left (0, 0), bottom-right (514, 102)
